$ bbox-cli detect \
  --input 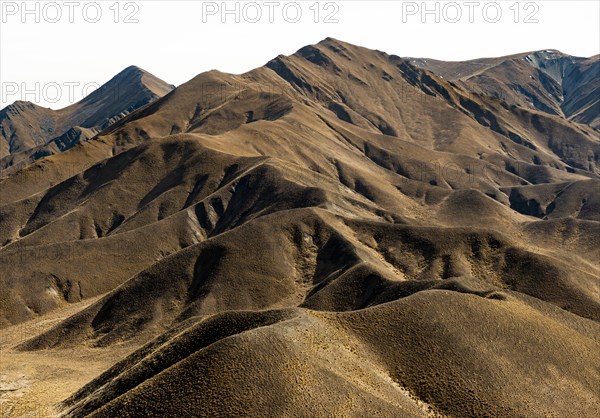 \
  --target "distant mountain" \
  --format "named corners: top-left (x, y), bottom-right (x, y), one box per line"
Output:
top-left (409, 50), bottom-right (600, 129)
top-left (0, 66), bottom-right (174, 173)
